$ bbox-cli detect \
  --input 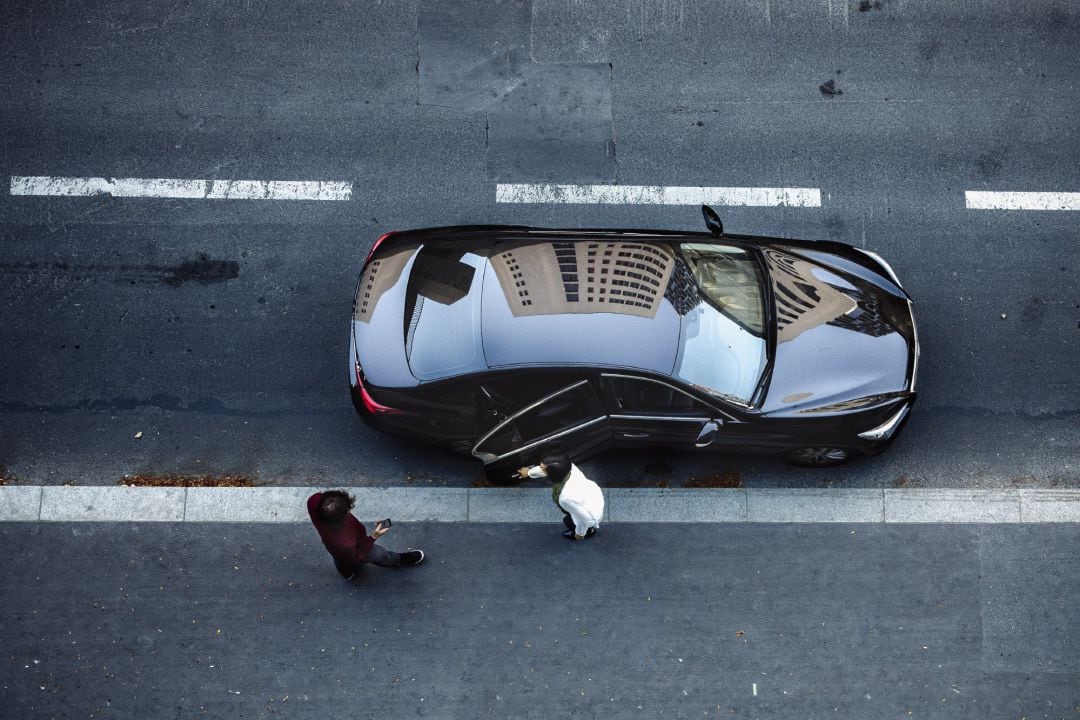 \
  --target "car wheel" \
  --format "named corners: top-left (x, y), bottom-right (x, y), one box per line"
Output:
top-left (785, 447), bottom-right (852, 467)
